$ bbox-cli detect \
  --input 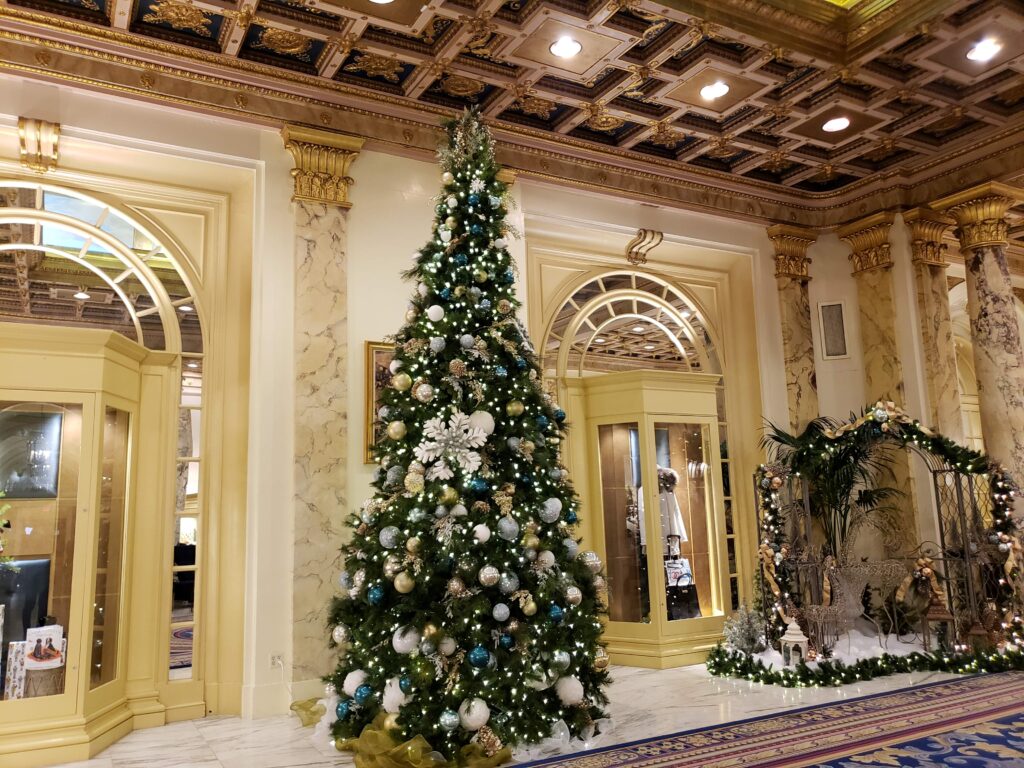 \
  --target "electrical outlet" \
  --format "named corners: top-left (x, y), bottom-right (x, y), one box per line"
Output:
top-left (269, 653), bottom-right (284, 669)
